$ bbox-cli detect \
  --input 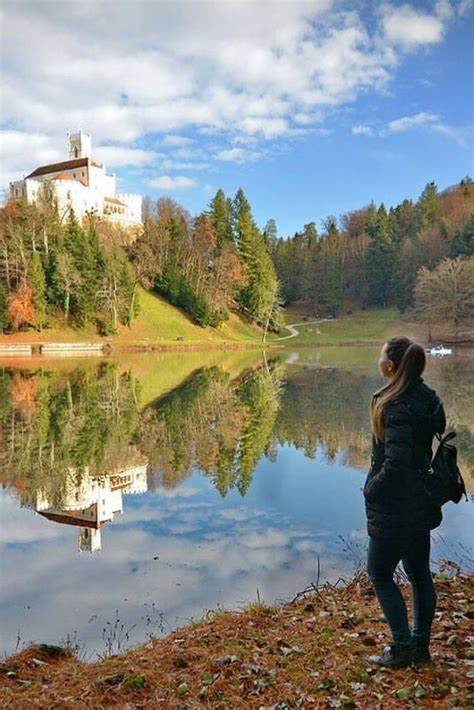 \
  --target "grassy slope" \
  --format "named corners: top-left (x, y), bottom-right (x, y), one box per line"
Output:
top-left (0, 288), bottom-right (261, 347)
